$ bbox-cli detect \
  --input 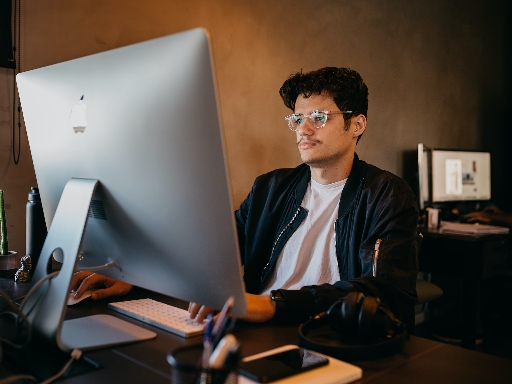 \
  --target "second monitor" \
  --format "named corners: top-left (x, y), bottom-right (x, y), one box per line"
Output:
top-left (416, 143), bottom-right (491, 210)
